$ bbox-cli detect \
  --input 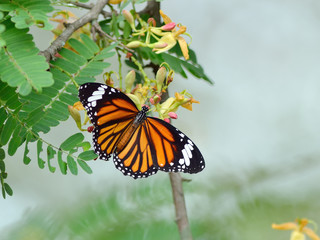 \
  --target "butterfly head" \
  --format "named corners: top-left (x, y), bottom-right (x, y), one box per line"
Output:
top-left (141, 104), bottom-right (150, 113)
